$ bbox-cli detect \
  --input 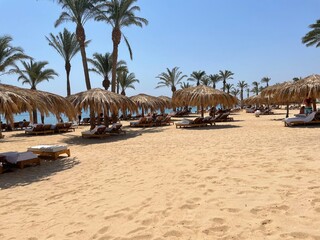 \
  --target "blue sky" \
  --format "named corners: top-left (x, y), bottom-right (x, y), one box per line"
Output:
top-left (1, 0), bottom-right (320, 97)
